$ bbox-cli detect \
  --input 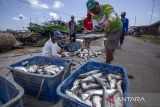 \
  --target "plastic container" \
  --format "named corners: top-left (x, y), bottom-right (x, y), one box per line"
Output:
top-left (8, 56), bottom-right (71, 104)
top-left (57, 61), bottom-right (131, 107)
top-left (0, 75), bottom-right (24, 107)
top-left (64, 42), bottom-right (81, 52)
